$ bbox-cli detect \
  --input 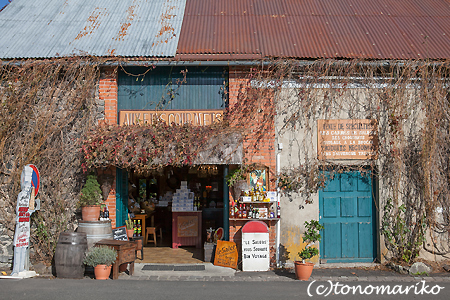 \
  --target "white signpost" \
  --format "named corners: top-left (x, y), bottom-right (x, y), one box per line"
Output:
top-left (5, 164), bottom-right (41, 279)
top-left (242, 221), bottom-right (270, 272)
